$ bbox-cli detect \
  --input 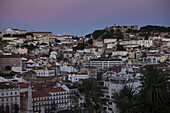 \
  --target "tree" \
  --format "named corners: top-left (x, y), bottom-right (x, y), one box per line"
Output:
top-left (116, 29), bottom-right (121, 33)
top-left (140, 66), bottom-right (169, 113)
top-left (117, 44), bottom-right (125, 51)
top-left (127, 29), bottom-right (133, 33)
top-left (22, 44), bottom-right (38, 51)
top-left (112, 85), bottom-right (144, 113)
top-left (55, 39), bottom-right (61, 43)
top-left (0, 106), bottom-right (5, 113)
top-left (87, 39), bottom-right (93, 45)
top-left (92, 30), bottom-right (105, 39)
top-left (12, 104), bottom-right (19, 113)
top-left (5, 66), bottom-right (11, 71)
top-left (77, 79), bottom-right (108, 113)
